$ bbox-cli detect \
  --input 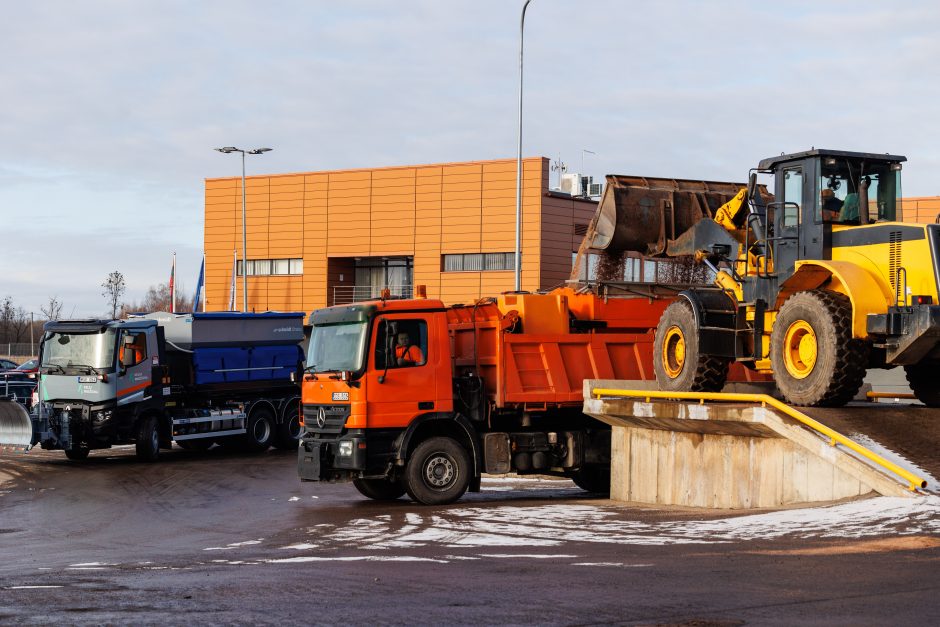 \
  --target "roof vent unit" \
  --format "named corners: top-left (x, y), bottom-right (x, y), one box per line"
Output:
top-left (560, 173), bottom-right (603, 199)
